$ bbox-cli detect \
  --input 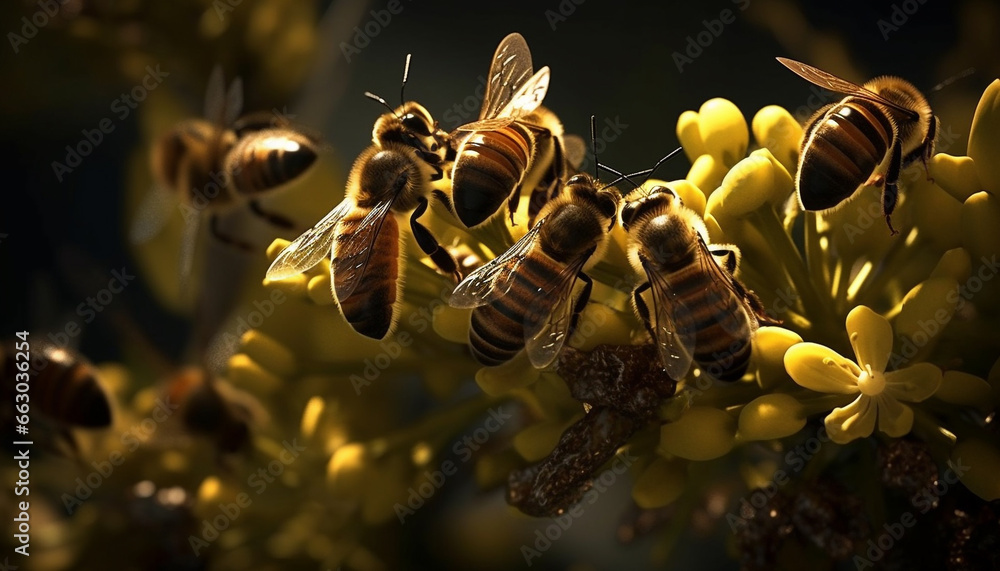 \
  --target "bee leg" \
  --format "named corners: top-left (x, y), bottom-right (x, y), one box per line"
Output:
top-left (410, 198), bottom-right (461, 282)
top-left (730, 277), bottom-right (782, 326)
top-left (567, 271), bottom-right (594, 338)
top-left (882, 137), bottom-right (903, 236)
top-left (507, 182), bottom-right (523, 226)
top-left (903, 115), bottom-right (938, 183)
top-left (248, 200), bottom-right (295, 229)
top-left (709, 245), bottom-right (740, 274)
top-left (632, 282), bottom-right (655, 338)
top-left (210, 214), bottom-right (254, 250)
